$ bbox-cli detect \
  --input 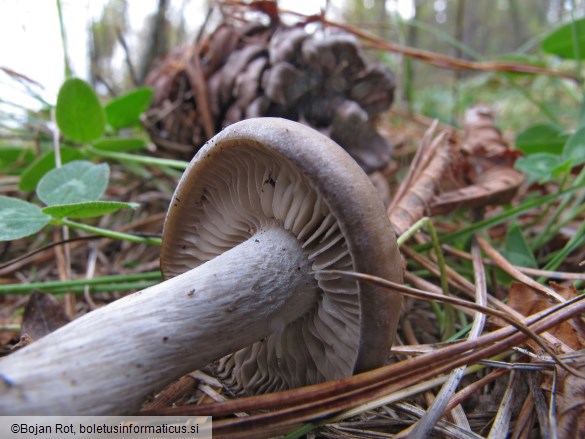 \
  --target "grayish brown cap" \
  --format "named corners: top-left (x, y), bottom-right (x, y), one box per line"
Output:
top-left (161, 118), bottom-right (402, 394)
